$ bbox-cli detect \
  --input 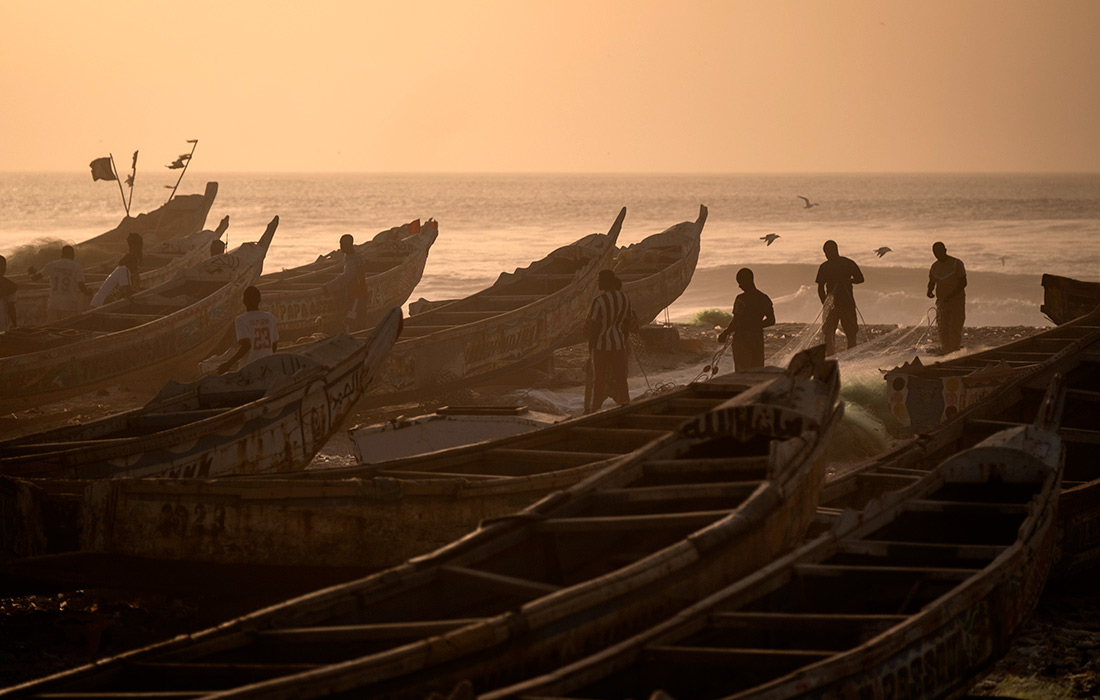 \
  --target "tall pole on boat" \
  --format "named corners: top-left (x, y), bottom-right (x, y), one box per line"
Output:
top-left (125, 150), bottom-right (138, 216)
top-left (164, 138), bottom-right (198, 204)
top-left (108, 154), bottom-right (130, 216)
